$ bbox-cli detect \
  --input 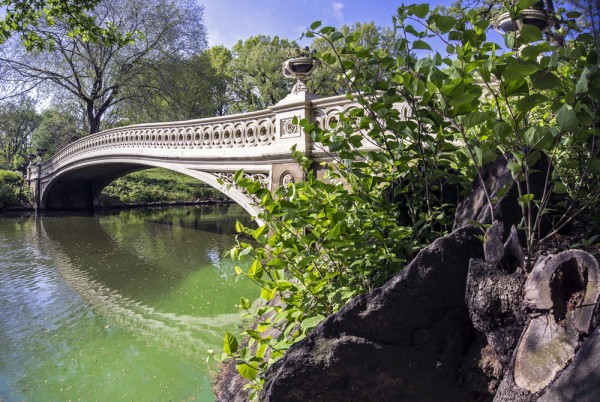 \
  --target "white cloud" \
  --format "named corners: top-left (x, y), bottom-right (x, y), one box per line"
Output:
top-left (331, 1), bottom-right (344, 22)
